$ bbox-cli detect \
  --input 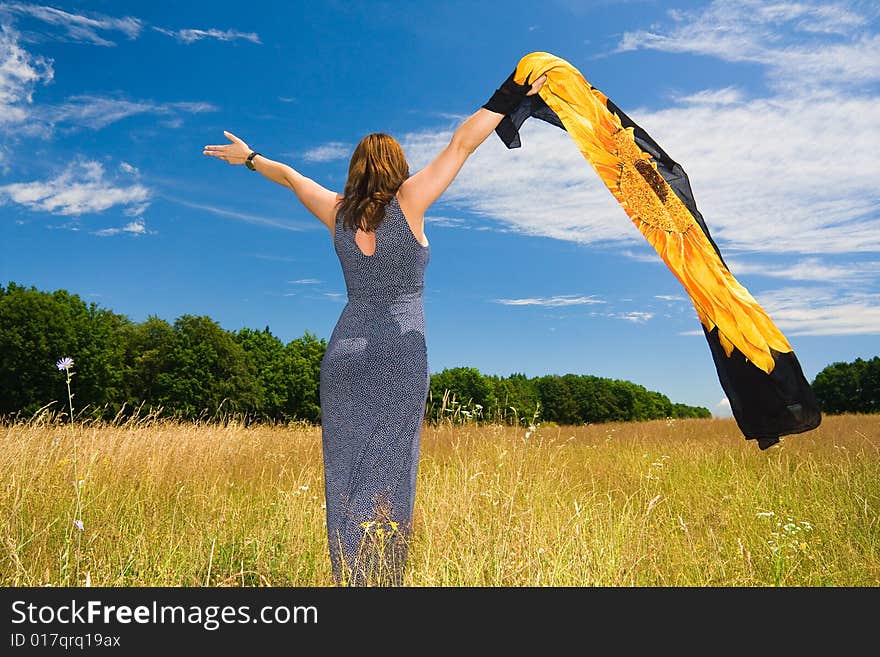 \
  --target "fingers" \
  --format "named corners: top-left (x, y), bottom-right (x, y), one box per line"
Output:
top-left (203, 130), bottom-right (245, 161)
top-left (526, 74), bottom-right (547, 96)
